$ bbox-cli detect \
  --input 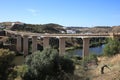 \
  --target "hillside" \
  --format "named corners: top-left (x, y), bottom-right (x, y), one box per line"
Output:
top-left (67, 26), bottom-right (120, 33)
top-left (74, 54), bottom-right (120, 80)
top-left (0, 21), bottom-right (22, 28)
top-left (1, 21), bottom-right (120, 33)
top-left (10, 23), bottom-right (66, 33)
top-left (88, 54), bottom-right (120, 80)
top-left (112, 26), bottom-right (120, 32)
top-left (67, 26), bottom-right (112, 33)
